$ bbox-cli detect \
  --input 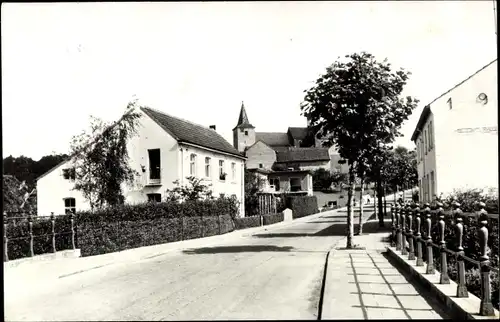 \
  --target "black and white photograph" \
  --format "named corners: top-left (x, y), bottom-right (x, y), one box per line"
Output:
top-left (2, 1), bottom-right (499, 320)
